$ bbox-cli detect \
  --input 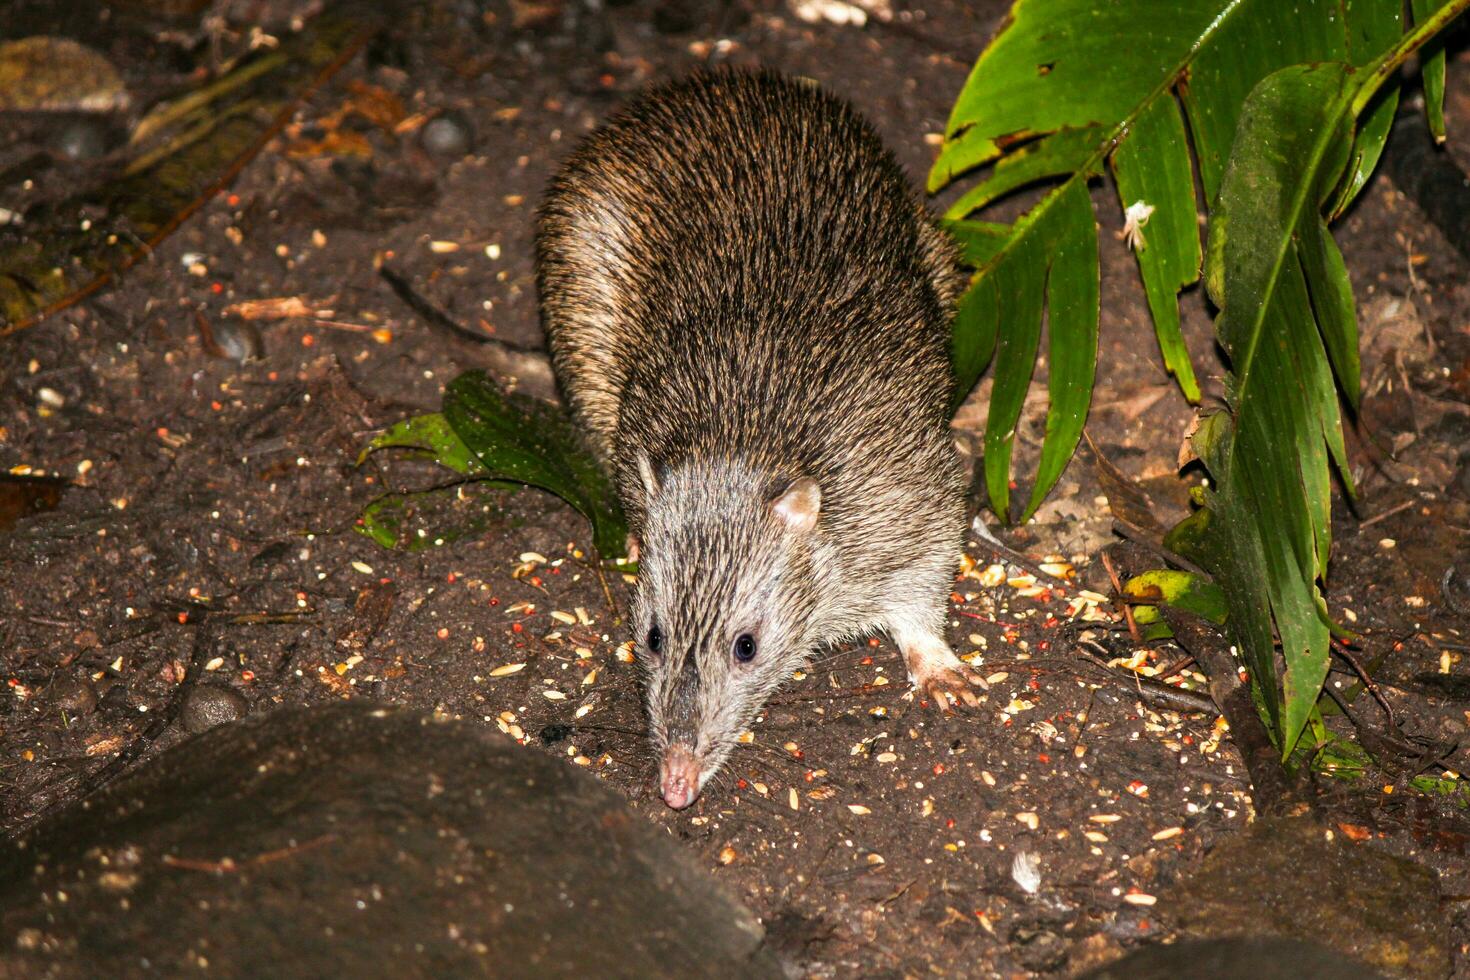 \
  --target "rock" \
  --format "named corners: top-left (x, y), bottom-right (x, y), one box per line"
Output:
top-left (420, 111), bottom-right (474, 159)
top-left (1164, 817), bottom-right (1448, 979)
top-left (96, 682), bottom-right (134, 719)
top-left (0, 703), bottom-right (781, 978)
top-left (1080, 937), bottom-right (1381, 979)
top-left (48, 676), bottom-right (97, 716)
top-left (211, 319), bottom-right (265, 363)
top-left (180, 684), bottom-right (250, 733)
top-left (49, 115), bottom-right (121, 162)
top-left (0, 37), bottom-right (130, 112)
